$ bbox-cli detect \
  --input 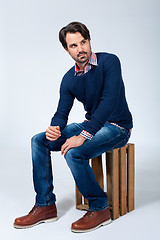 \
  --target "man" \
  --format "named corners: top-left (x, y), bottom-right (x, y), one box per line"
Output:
top-left (14, 22), bottom-right (133, 233)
